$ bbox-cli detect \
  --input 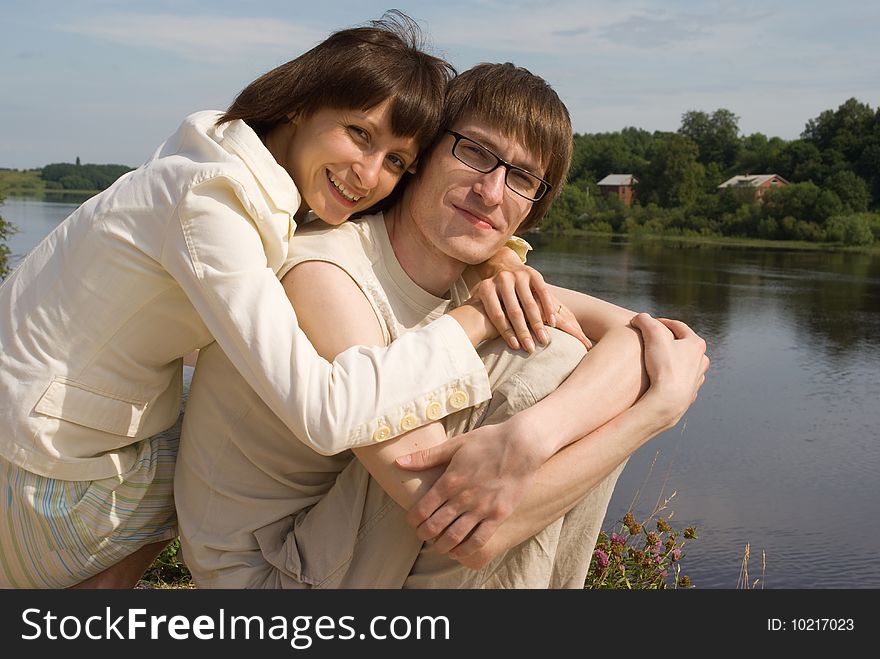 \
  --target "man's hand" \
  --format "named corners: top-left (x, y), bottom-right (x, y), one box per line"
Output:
top-left (630, 313), bottom-right (710, 427)
top-left (395, 419), bottom-right (546, 562)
